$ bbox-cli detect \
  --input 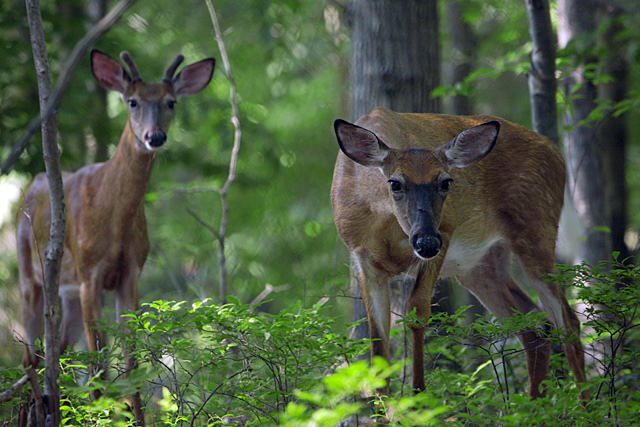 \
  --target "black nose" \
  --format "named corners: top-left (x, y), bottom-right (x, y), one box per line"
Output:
top-left (146, 130), bottom-right (166, 147)
top-left (411, 234), bottom-right (441, 259)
